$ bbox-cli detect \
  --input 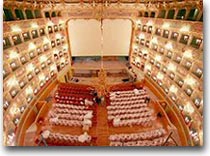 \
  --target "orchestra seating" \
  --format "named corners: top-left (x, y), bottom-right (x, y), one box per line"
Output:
top-left (107, 83), bottom-right (174, 146)
top-left (107, 86), bottom-right (155, 127)
top-left (41, 130), bottom-right (92, 146)
top-left (109, 128), bottom-right (170, 146)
